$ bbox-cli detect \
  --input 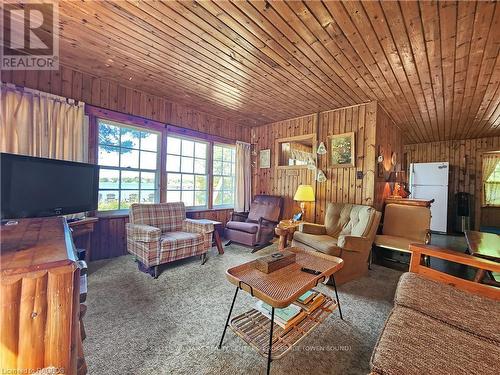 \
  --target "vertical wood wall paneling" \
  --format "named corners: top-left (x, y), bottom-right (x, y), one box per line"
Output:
top-left (1, 67), bottom-right (250, 260)
top-left (251, 102), bottom-right (384, 224)
top-left (404, 136), bottom-right (500, 231)
top-left (374, 104), bottom-right (404, 211)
